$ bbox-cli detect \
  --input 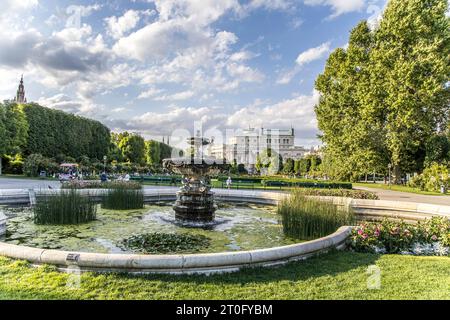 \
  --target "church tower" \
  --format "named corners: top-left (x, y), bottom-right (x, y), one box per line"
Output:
top-left (14, 75), bottom-right (27, 104)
